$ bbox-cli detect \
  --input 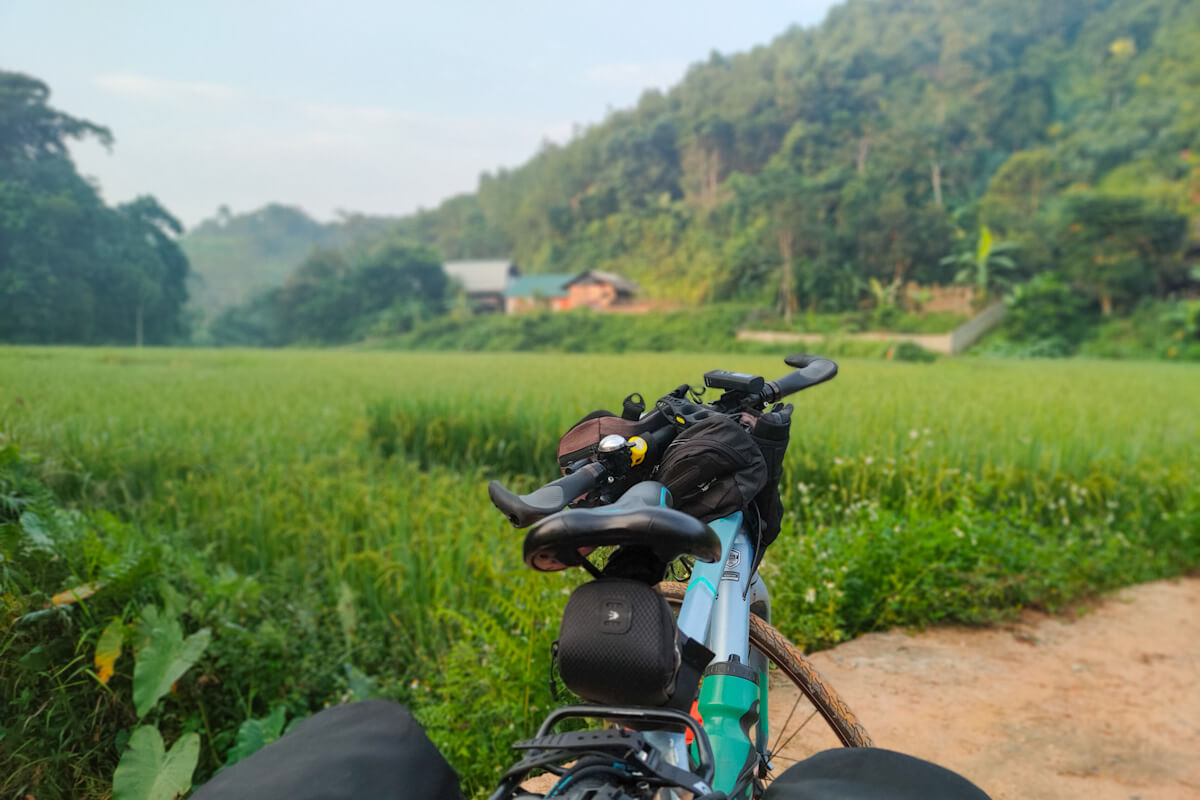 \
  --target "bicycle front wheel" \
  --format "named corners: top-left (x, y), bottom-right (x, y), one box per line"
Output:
top-left (656, 582), bottom-right (871, 784)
